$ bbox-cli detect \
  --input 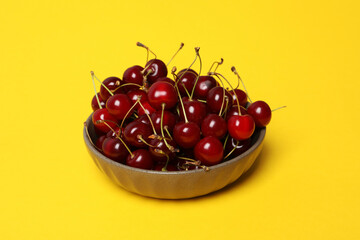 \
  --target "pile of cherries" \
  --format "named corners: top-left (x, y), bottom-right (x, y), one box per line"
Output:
top-left (86, 43), bottom-right (275, 171)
